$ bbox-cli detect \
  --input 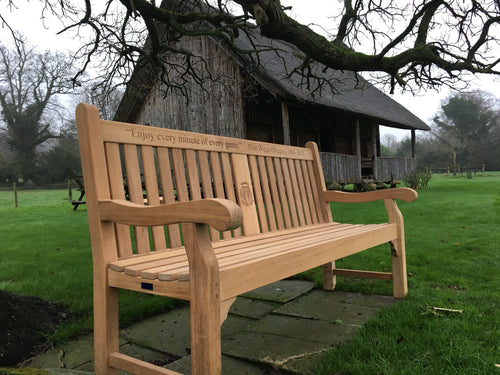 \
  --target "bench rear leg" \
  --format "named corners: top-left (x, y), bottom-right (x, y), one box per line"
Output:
top-left (322, 261), bottom-right (337, 291)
